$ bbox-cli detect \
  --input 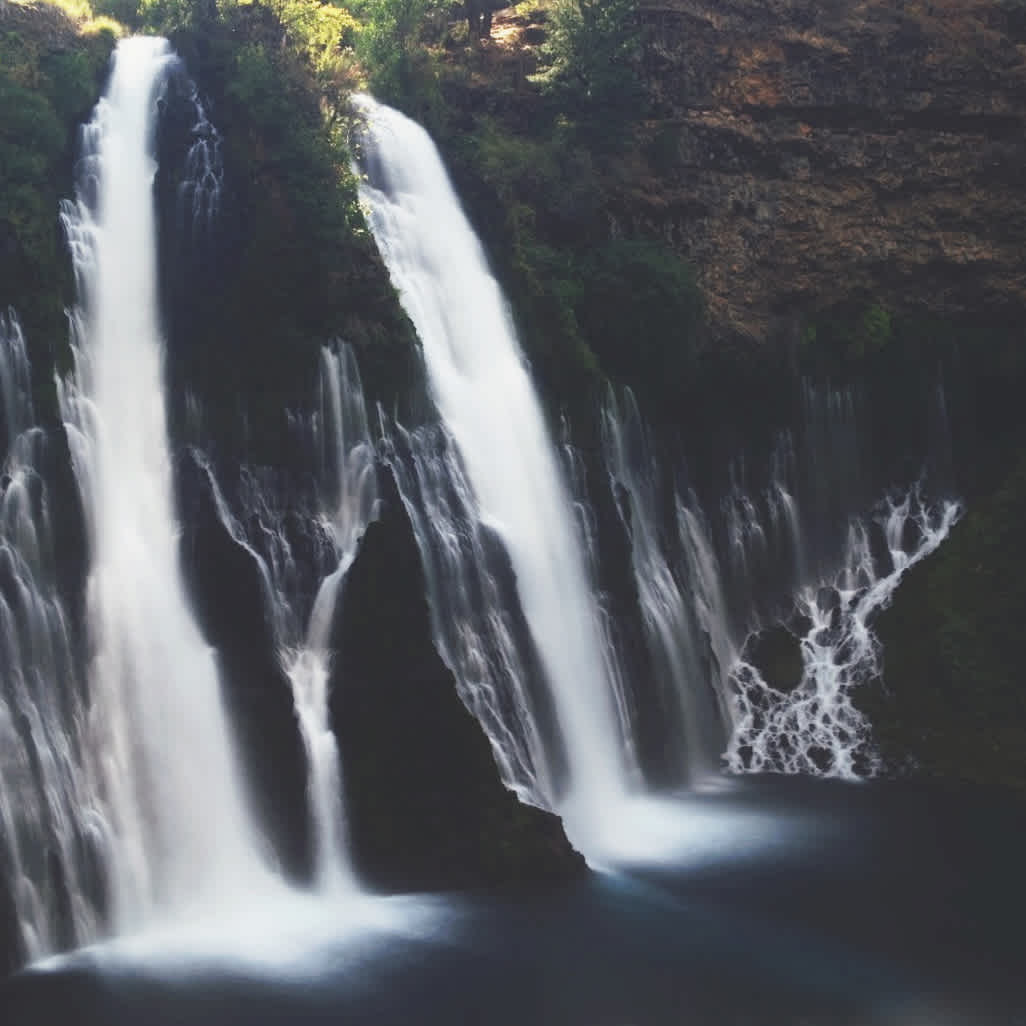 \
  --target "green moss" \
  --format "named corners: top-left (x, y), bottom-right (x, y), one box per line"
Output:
top-left (865, 455), bottom-right (1026, 790)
